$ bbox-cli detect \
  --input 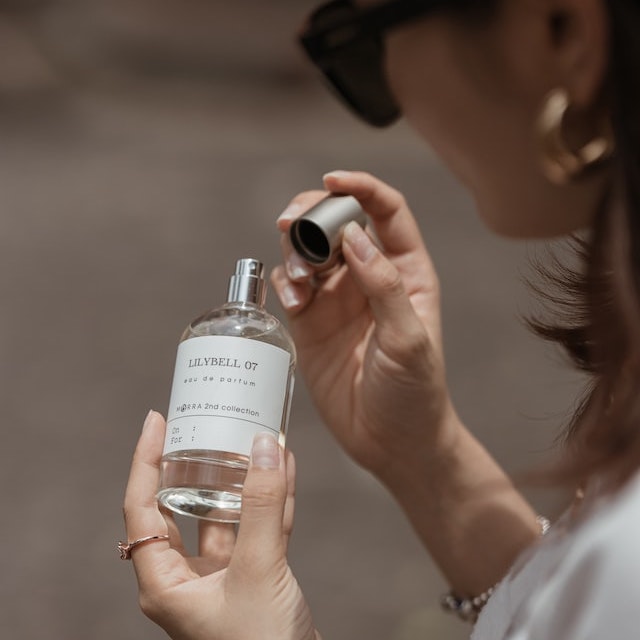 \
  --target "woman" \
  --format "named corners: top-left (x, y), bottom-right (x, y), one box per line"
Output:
top-left (121, 0), bottom-right (640, 638)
